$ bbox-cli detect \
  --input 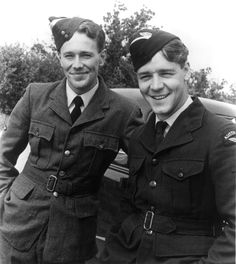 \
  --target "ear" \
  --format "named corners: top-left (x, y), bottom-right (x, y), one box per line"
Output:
top-left (183, 61), bottom-right (191, 81)
top-left (99, 49), bottom-right (106, 66)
